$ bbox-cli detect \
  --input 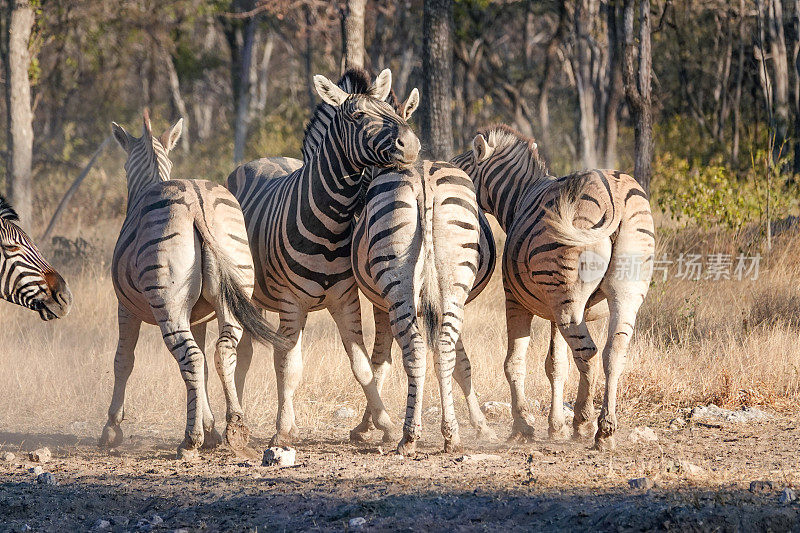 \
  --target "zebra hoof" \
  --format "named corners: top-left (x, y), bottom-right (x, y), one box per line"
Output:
top-left (573, 419), bottom-right (598, 440)
top-left (349, 428), bottom-right (372, 443)
top-left (396, 435), bottom-right (417, 456)
top-left (508, 417), bottom-right (535, 443)
top-left (548, 423), bottom-right (571, 441)
top-left (289, 424), bottom-right (301, 439)
top-left (202, 428), bottom-right (224, 450)
top-left (99, 424), bottom-right (123, 448)
top-left (477, 425), bottom-right (499, 442)
top-left (591, 435), bottom-right (616, 451)
top-left (176, 446), bottom-right (200, 461)
top-left (443, 437), bottom-right (463, 454)
top-left (225, 419), bottom-right (250, 451)
top-left (269, 432), bottom-right (293, 447)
